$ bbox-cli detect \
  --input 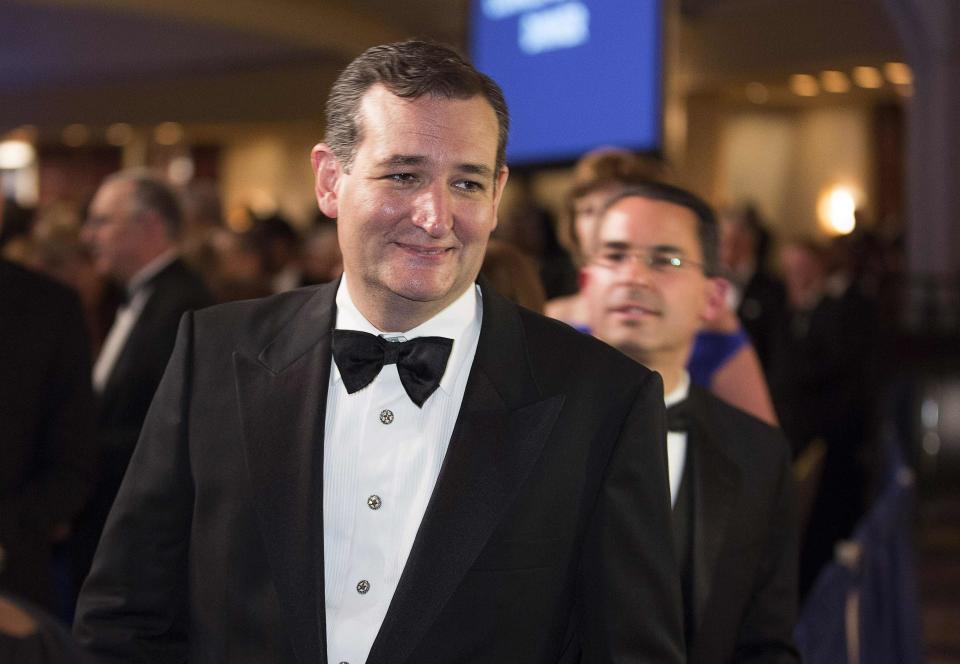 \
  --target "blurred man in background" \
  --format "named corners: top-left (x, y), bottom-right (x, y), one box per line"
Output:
top-left (584, 182), bottom-right (799, 663)
top-left (70, 170), bottom-right (212, 590)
